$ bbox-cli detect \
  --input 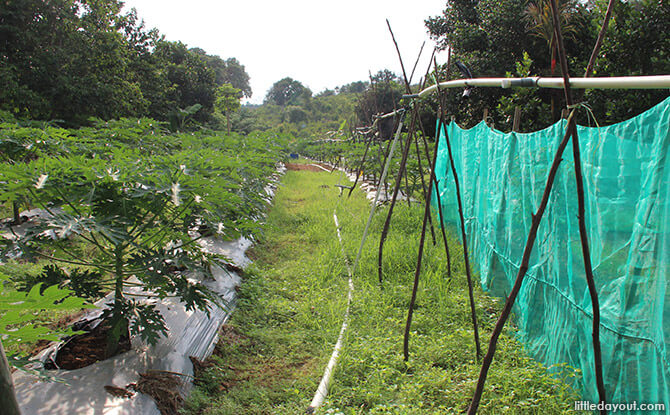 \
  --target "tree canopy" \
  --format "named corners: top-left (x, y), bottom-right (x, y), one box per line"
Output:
top-left (264, 77), bottom-right (312, 106)
top-left (0, 0), bottom-right (251, 126)
top-left (425, 0), bottom-right (669, 130)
